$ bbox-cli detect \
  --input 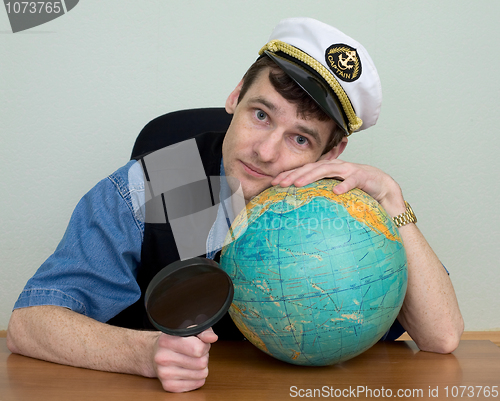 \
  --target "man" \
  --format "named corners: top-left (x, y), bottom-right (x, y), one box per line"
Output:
top-left (7, 18), bottom-right (463, 393)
